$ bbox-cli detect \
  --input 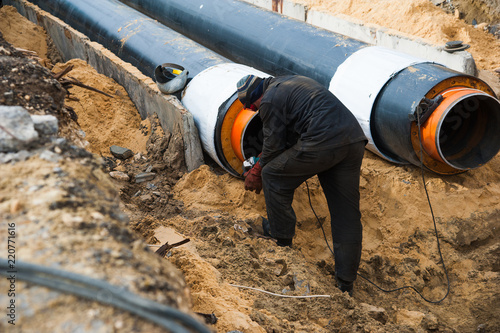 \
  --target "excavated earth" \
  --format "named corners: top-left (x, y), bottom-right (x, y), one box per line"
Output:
top-left (1, 1), bottom-right (500, 332)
